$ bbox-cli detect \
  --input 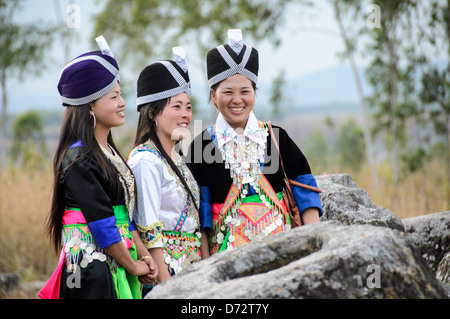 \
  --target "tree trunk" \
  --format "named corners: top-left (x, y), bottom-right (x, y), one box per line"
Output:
top-left (447, 113), bottom-right (450, 208)
top-left (332, 1), bottom-right (379, 191)
top-left (385, 27), bottom-right (400, 206)
top-left (0, 68), bottom-right (7, 167)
